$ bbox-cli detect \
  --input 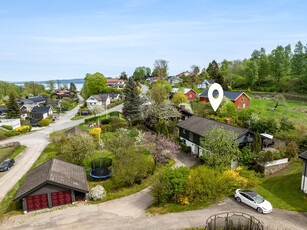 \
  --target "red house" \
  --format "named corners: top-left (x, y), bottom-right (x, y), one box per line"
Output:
top-left (199, 90), bottom-right (251, 110)
top-left (171, 88), bottom-right (197, 101)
